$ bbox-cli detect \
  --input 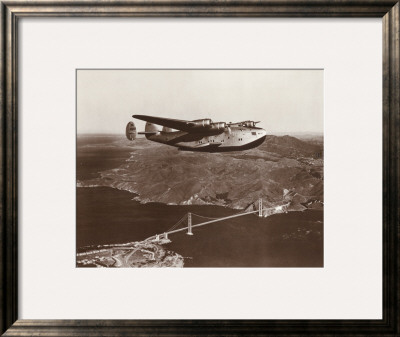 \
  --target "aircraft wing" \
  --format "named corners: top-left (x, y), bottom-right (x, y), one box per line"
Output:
top-left (133, 115), bottom-right (196, 132)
